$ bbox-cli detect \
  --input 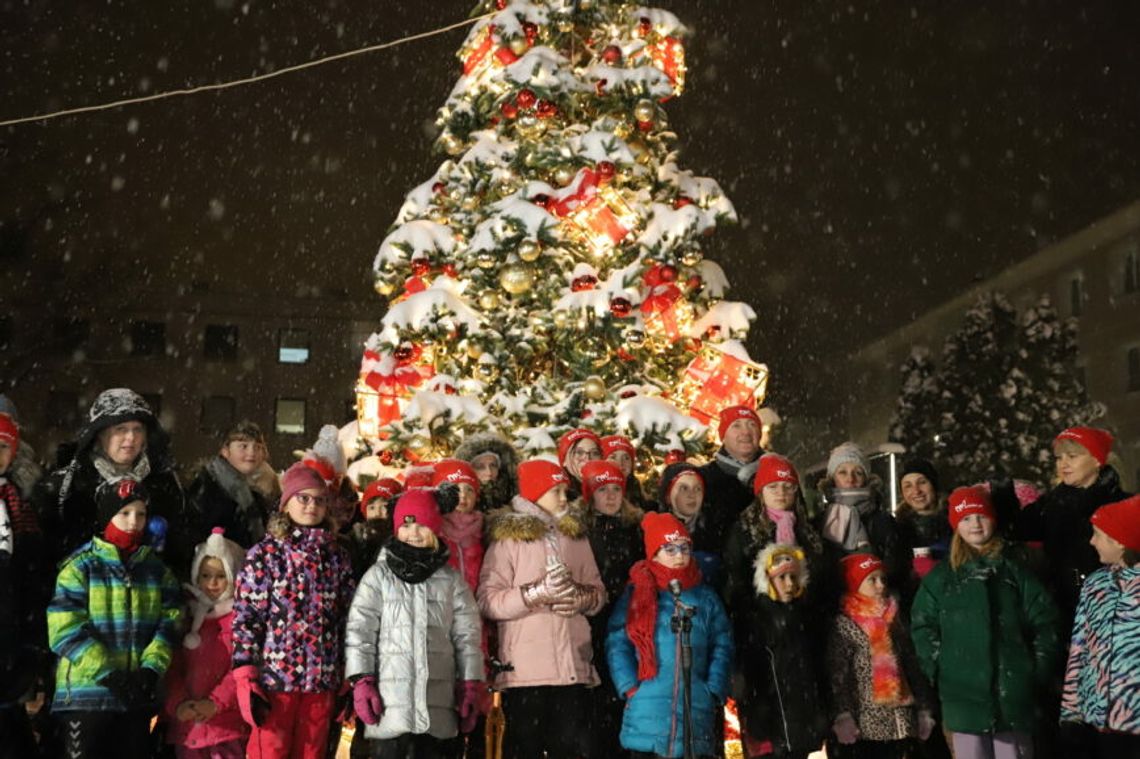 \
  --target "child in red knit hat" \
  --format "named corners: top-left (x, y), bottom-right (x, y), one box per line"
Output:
top-left (605, 512), bottom-right (733, 758)
top-left (827, 553), bottom-right (933, 758)
top-left (477, 458), bottom-right (605, 759)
